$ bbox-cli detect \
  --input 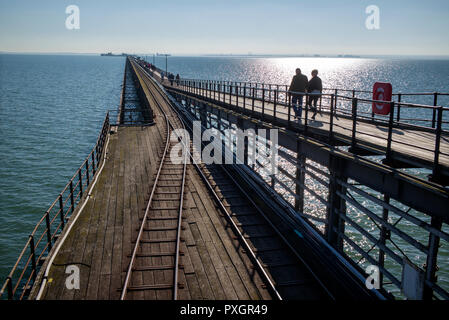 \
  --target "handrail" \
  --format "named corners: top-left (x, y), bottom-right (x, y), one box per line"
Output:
top-left (0, 112), bottom-right (110, 300)
top-left (159, 75), bottom-right (448, 184)
top-left (169, 76), bottom-right (449, 98)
